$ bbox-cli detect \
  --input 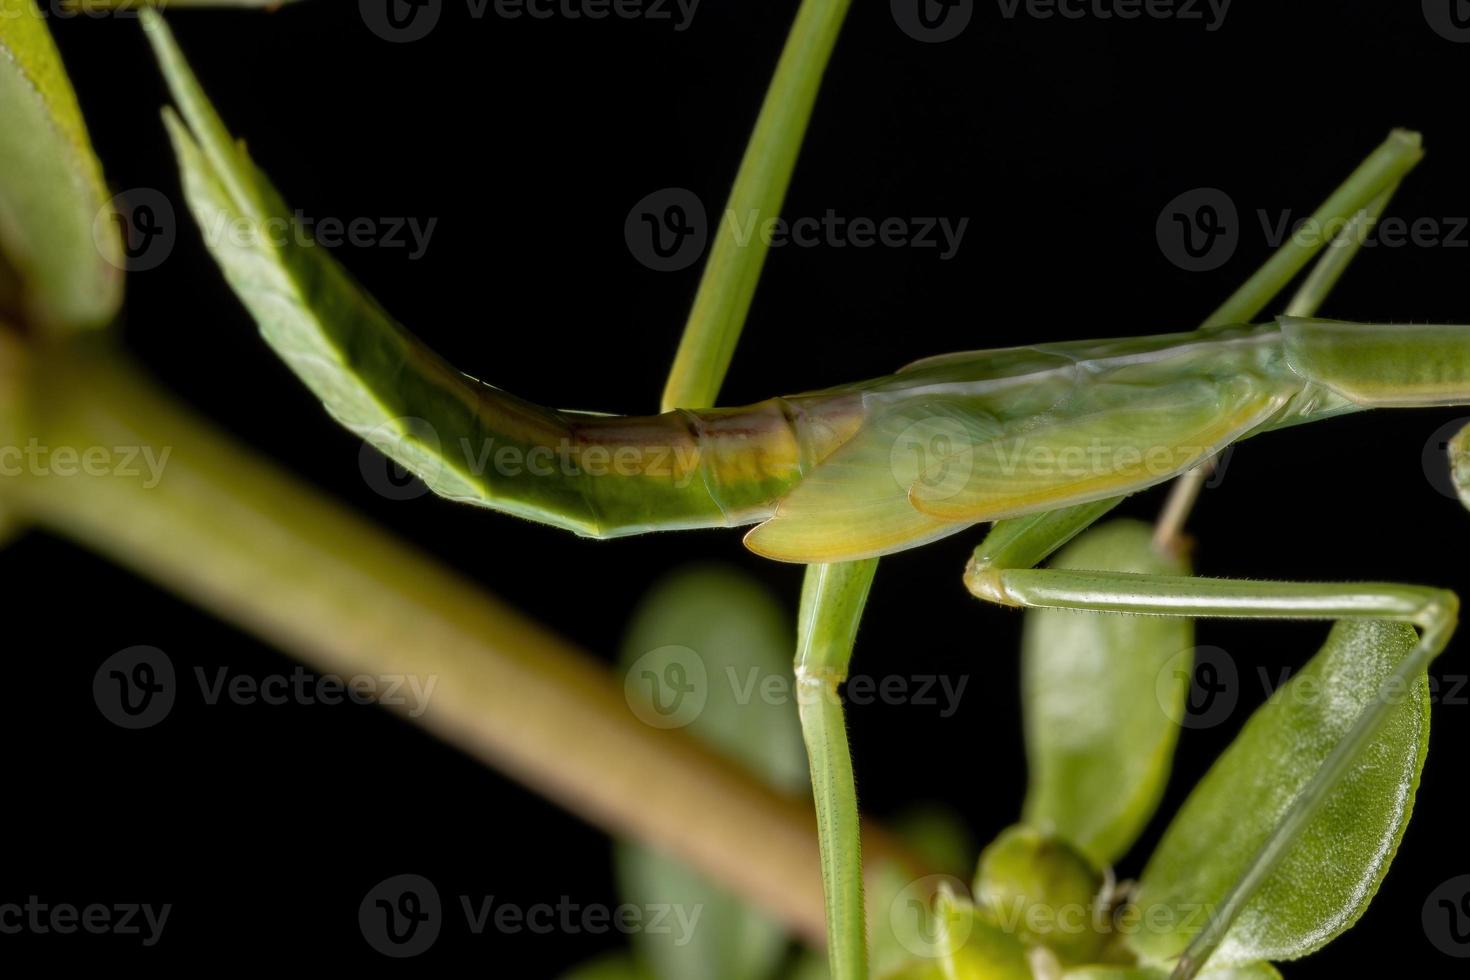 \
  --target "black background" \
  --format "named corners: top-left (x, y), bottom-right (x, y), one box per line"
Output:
top-left (8, 0), bottom-right (1470, 973)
